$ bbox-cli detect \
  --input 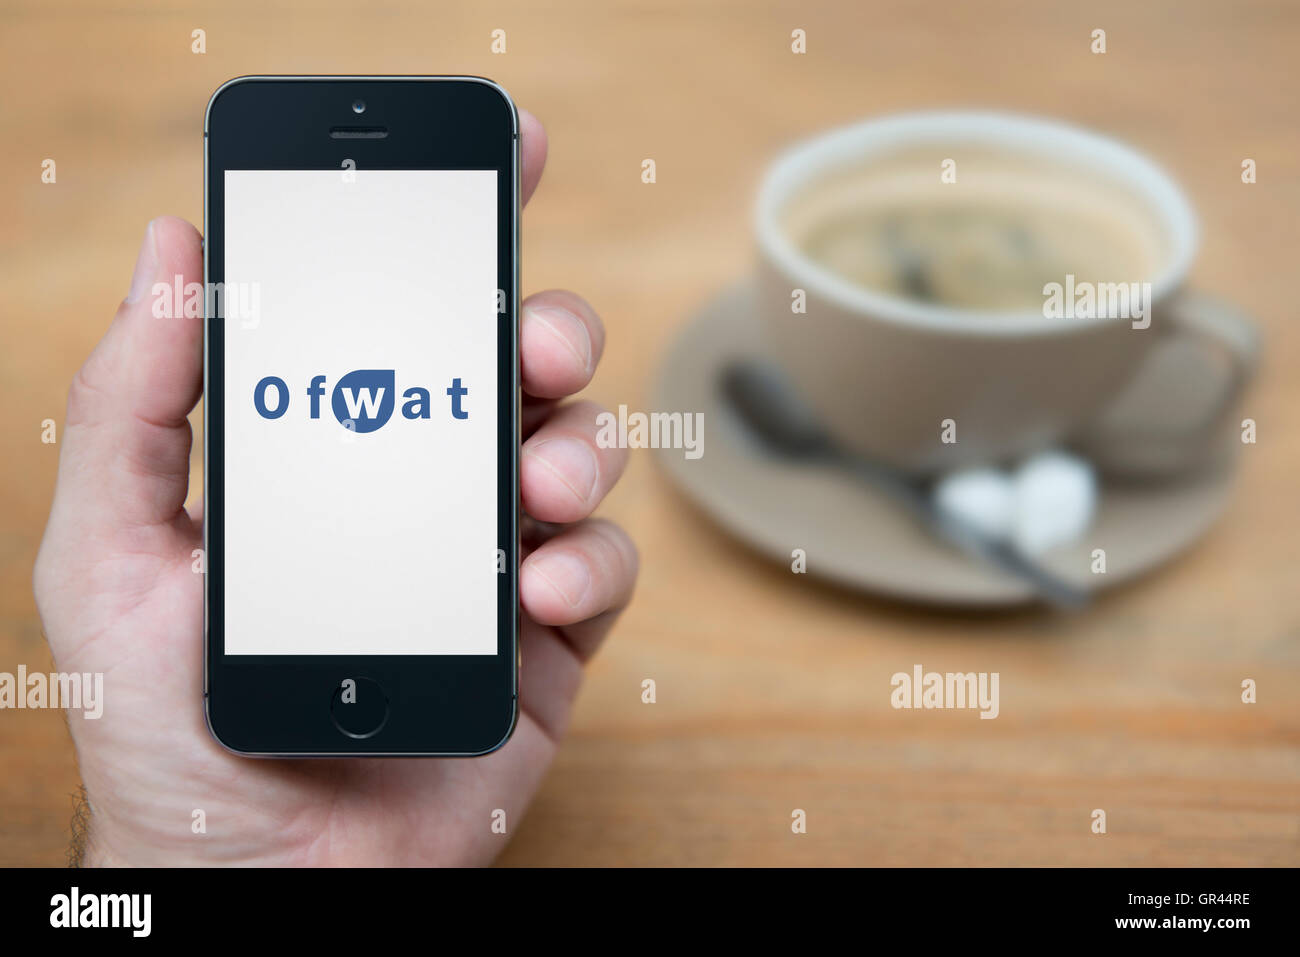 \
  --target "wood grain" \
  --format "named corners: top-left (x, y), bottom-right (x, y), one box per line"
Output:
top-left (1, 0), bottom-right (1296, 866)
